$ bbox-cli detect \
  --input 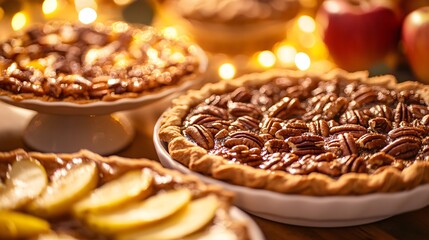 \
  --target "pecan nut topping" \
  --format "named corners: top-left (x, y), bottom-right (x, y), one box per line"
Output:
top-left (338, 133), bottom-right (358, 156)
top-left (224, 131), bottom-right (264, 149)
top-left (267, 97), bottom-right (303, 119)
top-left (357, 133), bottom-right (388, 150)
top-left (286, 135), bottom-right (325, 155)
top-left (0, 22), bottom-right (202, 102)
top-left (307, 119), bottom-right (330, 137)
top-left (173, 70), bottom-right (429, 186)
top-left (339, 109), bottom-right (370, 127)
top-left (330, 124), bottom-right (367, 138)
top-left (381, 137), bottom-right (421, 160)
top-left (184, 125), bottom-right (214, 149)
